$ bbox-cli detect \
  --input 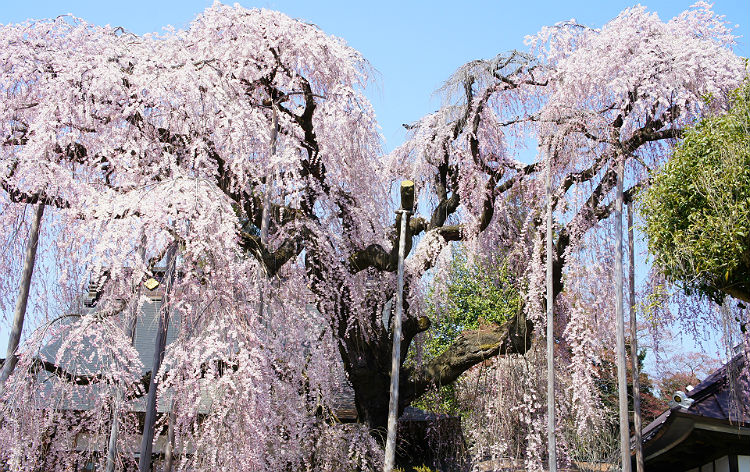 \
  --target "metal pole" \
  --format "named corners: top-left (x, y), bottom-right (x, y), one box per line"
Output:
top-left (615, 158), bottom-right (632, 472)
top-left (138, 243), bottom-right (177, 472)
top-left (545, 146), bottom-right (557, 472)
top-left (383, 207), bottom-right (409, 472)
top-left (0, 203), bottom-right (44, 392)
top-left (628, 203), bottom-right (644, 472)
